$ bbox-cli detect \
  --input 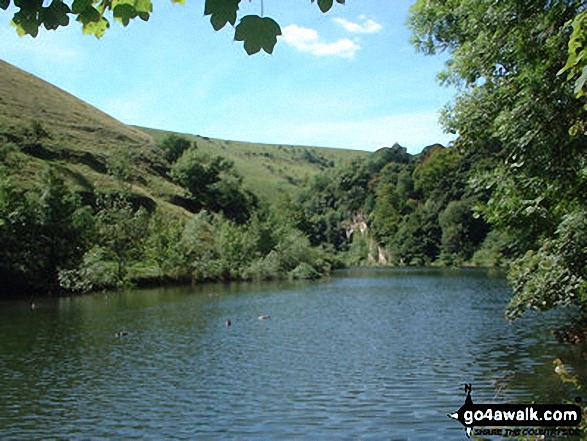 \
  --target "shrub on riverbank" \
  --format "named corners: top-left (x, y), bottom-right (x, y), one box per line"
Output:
top-left (53, 202), bottom-right (333, 294)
